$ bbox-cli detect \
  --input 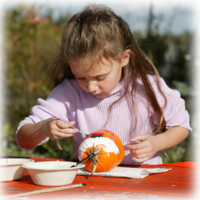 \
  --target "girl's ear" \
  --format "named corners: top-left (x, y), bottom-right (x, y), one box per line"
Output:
top-left (121, 49), bottom-right (131, 67)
